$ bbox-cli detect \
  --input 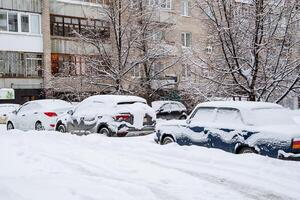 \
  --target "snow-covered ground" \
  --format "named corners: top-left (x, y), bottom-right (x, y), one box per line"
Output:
top-left (0, 125), bottom-right (299, 200)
